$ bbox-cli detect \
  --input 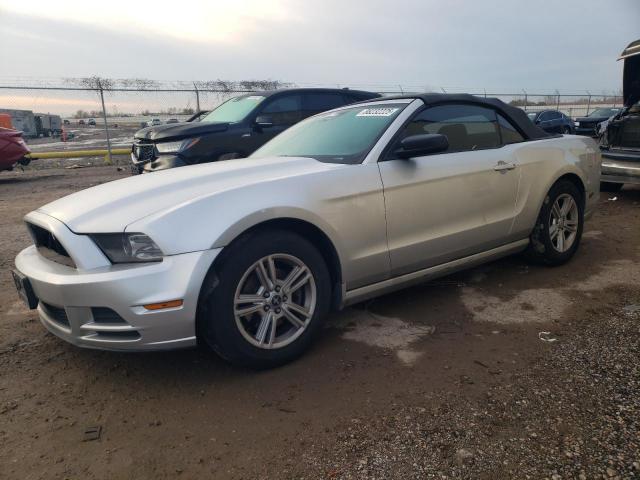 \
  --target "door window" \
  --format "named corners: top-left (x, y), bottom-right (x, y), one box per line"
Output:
top-left (301, 93), bottom-right (346, 118)
top-left (260, 95), bottom-right (302, 126)
top-left (398, 104), bottom-right (501, 153)
top-left (538, 111), bottom-right (552, 121)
